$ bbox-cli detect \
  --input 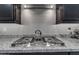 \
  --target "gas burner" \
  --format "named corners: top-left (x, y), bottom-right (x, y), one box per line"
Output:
top-left (11, 30), bottom-right (65, 47)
